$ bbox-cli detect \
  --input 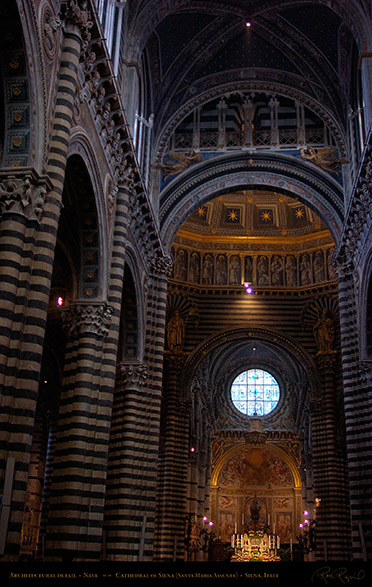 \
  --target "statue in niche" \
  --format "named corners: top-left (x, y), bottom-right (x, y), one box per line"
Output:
top-left (300, 253), bottom-right (312, 285)
top-left (189, 252), bottom-right (200, 283)
top-left (327, 248), bottom-right (337, 279)
top-left (257, 256), bottom-right (269, 285)
top-left (313, 308), bottom-right (335, 352)
top-left (285, 255), bottom-right (297, 287)
top-left (174, 249), bottom-right (187, 281)
top-left (229, 256), bottom-right (241, 284)
top-left (202, 254), bottom-right (214, 284)
top-left (270, 255), bottom-right (283, 285)
top-left (300, 147), bottom-right (342, 175)
top-left (216, 255), bottom-right (227, 285)
top-left (167, 310), bottom-right (185, 353)
top-left (245, 256), bottom-right (253, 283)
top-left (313, 250), bottom-right (325, 282)
top-left (154, 149), bottom-right (203, 180)
top-left (250, 495), bottom-right (261, 525)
